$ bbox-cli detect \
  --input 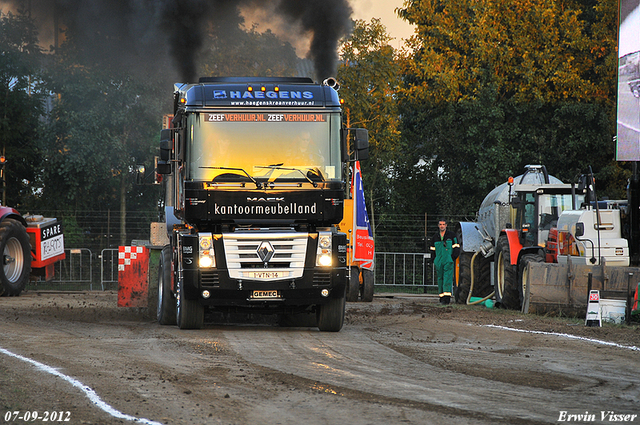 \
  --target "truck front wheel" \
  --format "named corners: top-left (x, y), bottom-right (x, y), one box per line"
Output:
top-left (361, 269), bottom-right (374, 302)
top-left (176, 279), bottom-right (204, 329)
top-left (346, 266), bottom-right (360, 302)
top-left (317, 289), bottom-right (346, 332)
top-left (0, 219), bottom-right (31, 297)
top-left (157, 246), bottom-right (177, 325)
